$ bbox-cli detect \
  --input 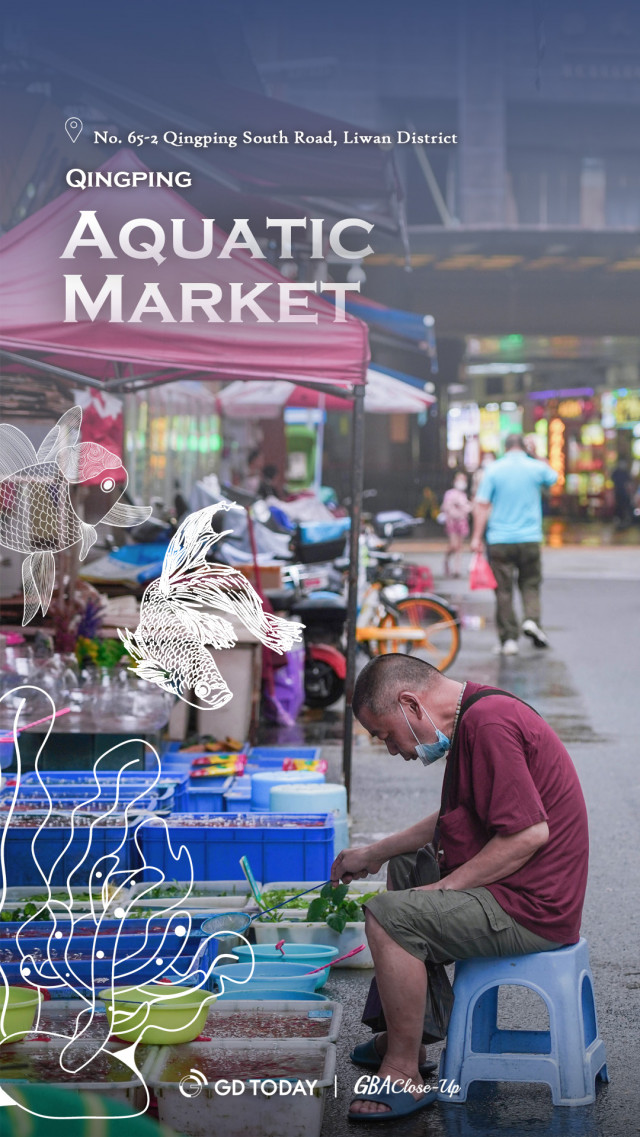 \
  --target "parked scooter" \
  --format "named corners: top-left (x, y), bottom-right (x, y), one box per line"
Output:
top-left (267, 575), bottom-right (348, 709)
top-left (372, 510), bottom-right (424, 540)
